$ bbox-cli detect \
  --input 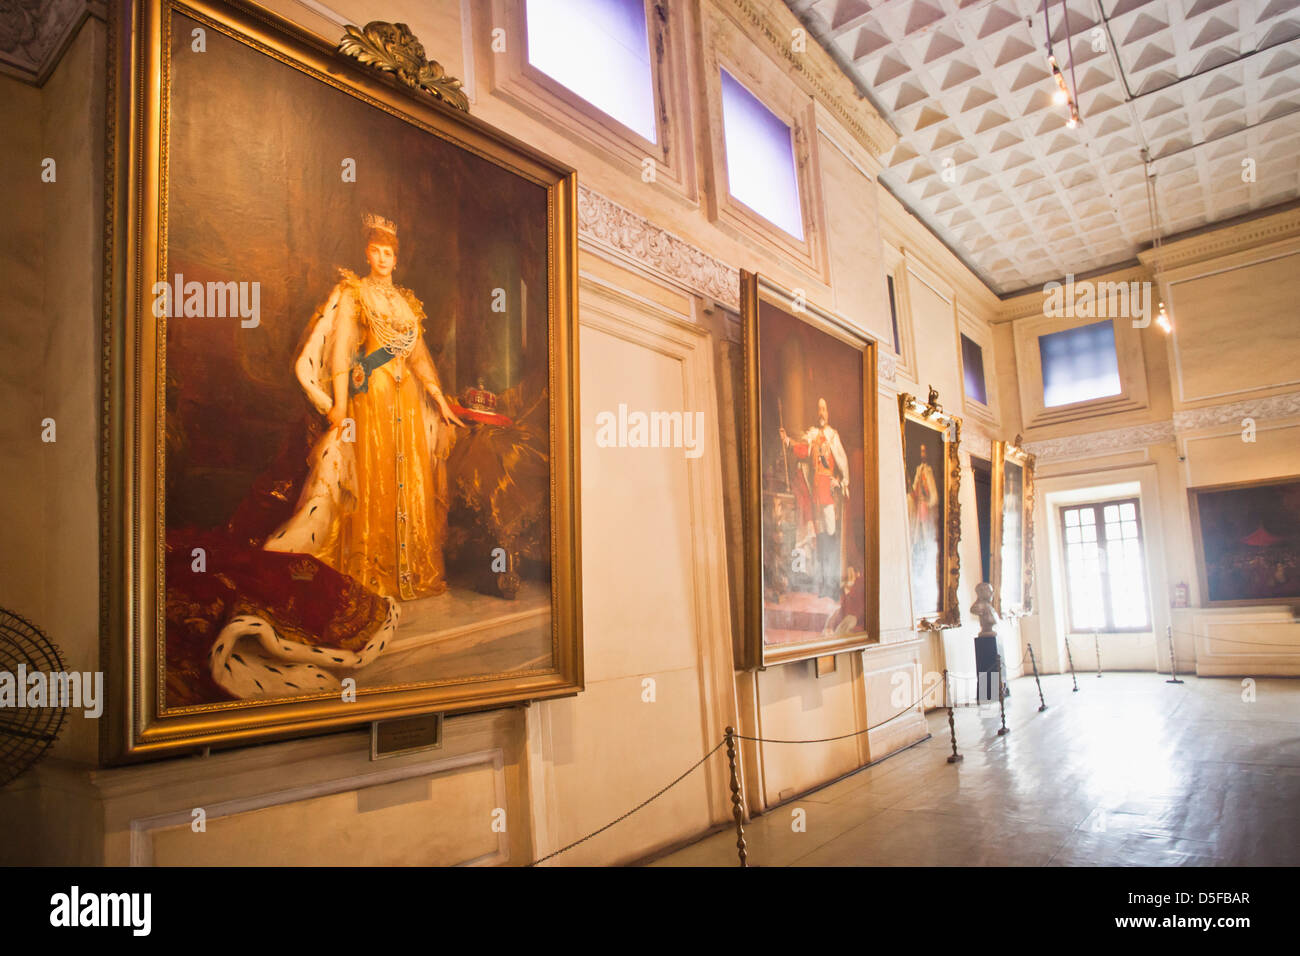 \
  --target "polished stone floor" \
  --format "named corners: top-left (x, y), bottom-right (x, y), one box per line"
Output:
top-left (653, 673), bottom-right (1300, 866)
